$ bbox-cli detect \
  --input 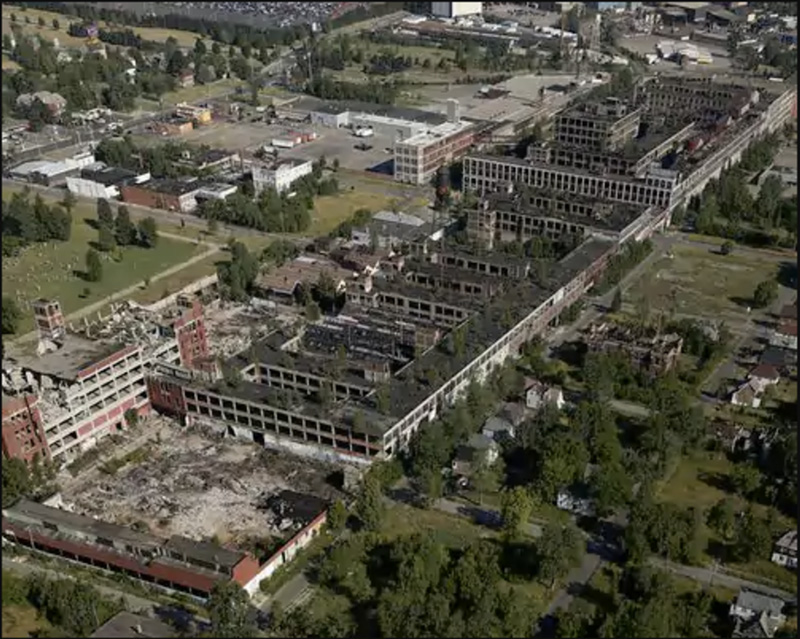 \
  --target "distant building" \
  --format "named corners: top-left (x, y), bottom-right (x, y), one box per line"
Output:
top-left (351, 210), bottom-right (434, 250)
top-left (16, 91), bottom-right (67, 117)
top-left (771, 531), bottom-right (797, 570)
top-left (120, 178), bottom-right (205, 213)
top-left (769, 319), bottom-right (797, 351)
top-left (584, 322), bottom-right (683, 376)
top-left (178, 71), bottom-right (195, 88)
top-left (431, 2), bottom-right (483, 18)
top-left (252, 158), bottom-right (314, 195)
top-left (394, 117), bottom-right (474, 186)
top-left (67, 163), bottom-right (150, 200)
top-left (525, 379), bottom-right (565, 411)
